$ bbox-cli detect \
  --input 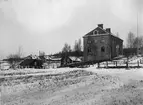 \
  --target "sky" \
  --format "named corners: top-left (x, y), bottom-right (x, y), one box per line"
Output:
top-left (0, 0), bottom-right (143, 59)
